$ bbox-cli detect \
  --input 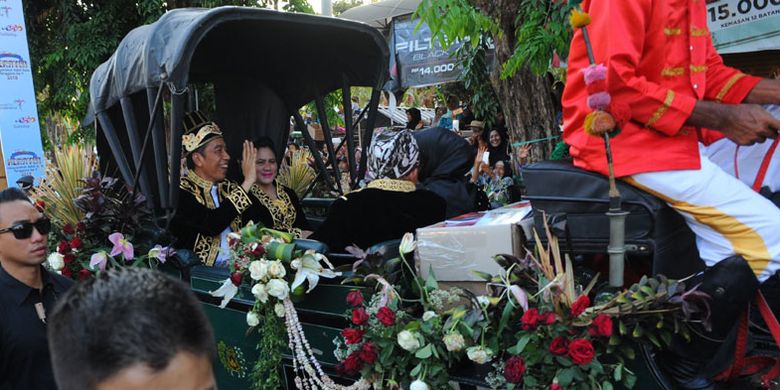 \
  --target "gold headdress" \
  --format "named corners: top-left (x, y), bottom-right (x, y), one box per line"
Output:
top-left (182, 111), bottom-right (223, 154)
